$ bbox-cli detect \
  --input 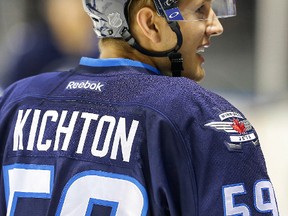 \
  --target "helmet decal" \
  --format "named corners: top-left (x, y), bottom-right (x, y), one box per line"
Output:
top-left (82, 0), bottom-right (129, 38)
top-left (108, 12), bottom-right (123, 28)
